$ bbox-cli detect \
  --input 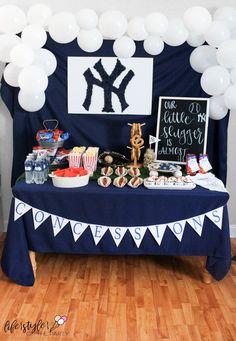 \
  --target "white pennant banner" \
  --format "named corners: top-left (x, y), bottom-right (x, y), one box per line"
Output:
top-left (148, 224), bottom-right (167, 245)
top-left (129, 226), bottom-right (147, 247)
top-left (206, 206), bottom-right (224, 229)
top-left (13, 198), bottom-right (225, 246)
top-left (51, 214), bottom-right (69, 236)
top-left (109, 227), bottom-right (127, 247)
top-left (70, 220), bottom-right (88, 242)
top-left (14, 198), bottom-right (32, 221)
top-left (32, 207), bottom-right (50, 230)
top-left (187, 214), bottom-right (205, 236)
top-left (168, 220), bottom-right (186, 242)
top-left (90, 224), bottom-right (108, 245)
